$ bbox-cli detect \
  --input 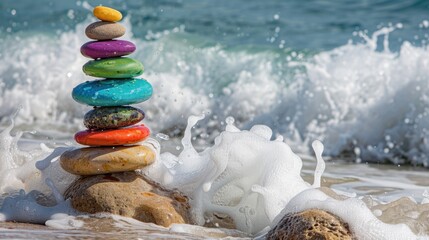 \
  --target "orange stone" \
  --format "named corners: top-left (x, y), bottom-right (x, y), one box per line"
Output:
top-left (75, 124), bottom-right (150, 146)
top-left (93, 6), bottom-right (122, 22)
